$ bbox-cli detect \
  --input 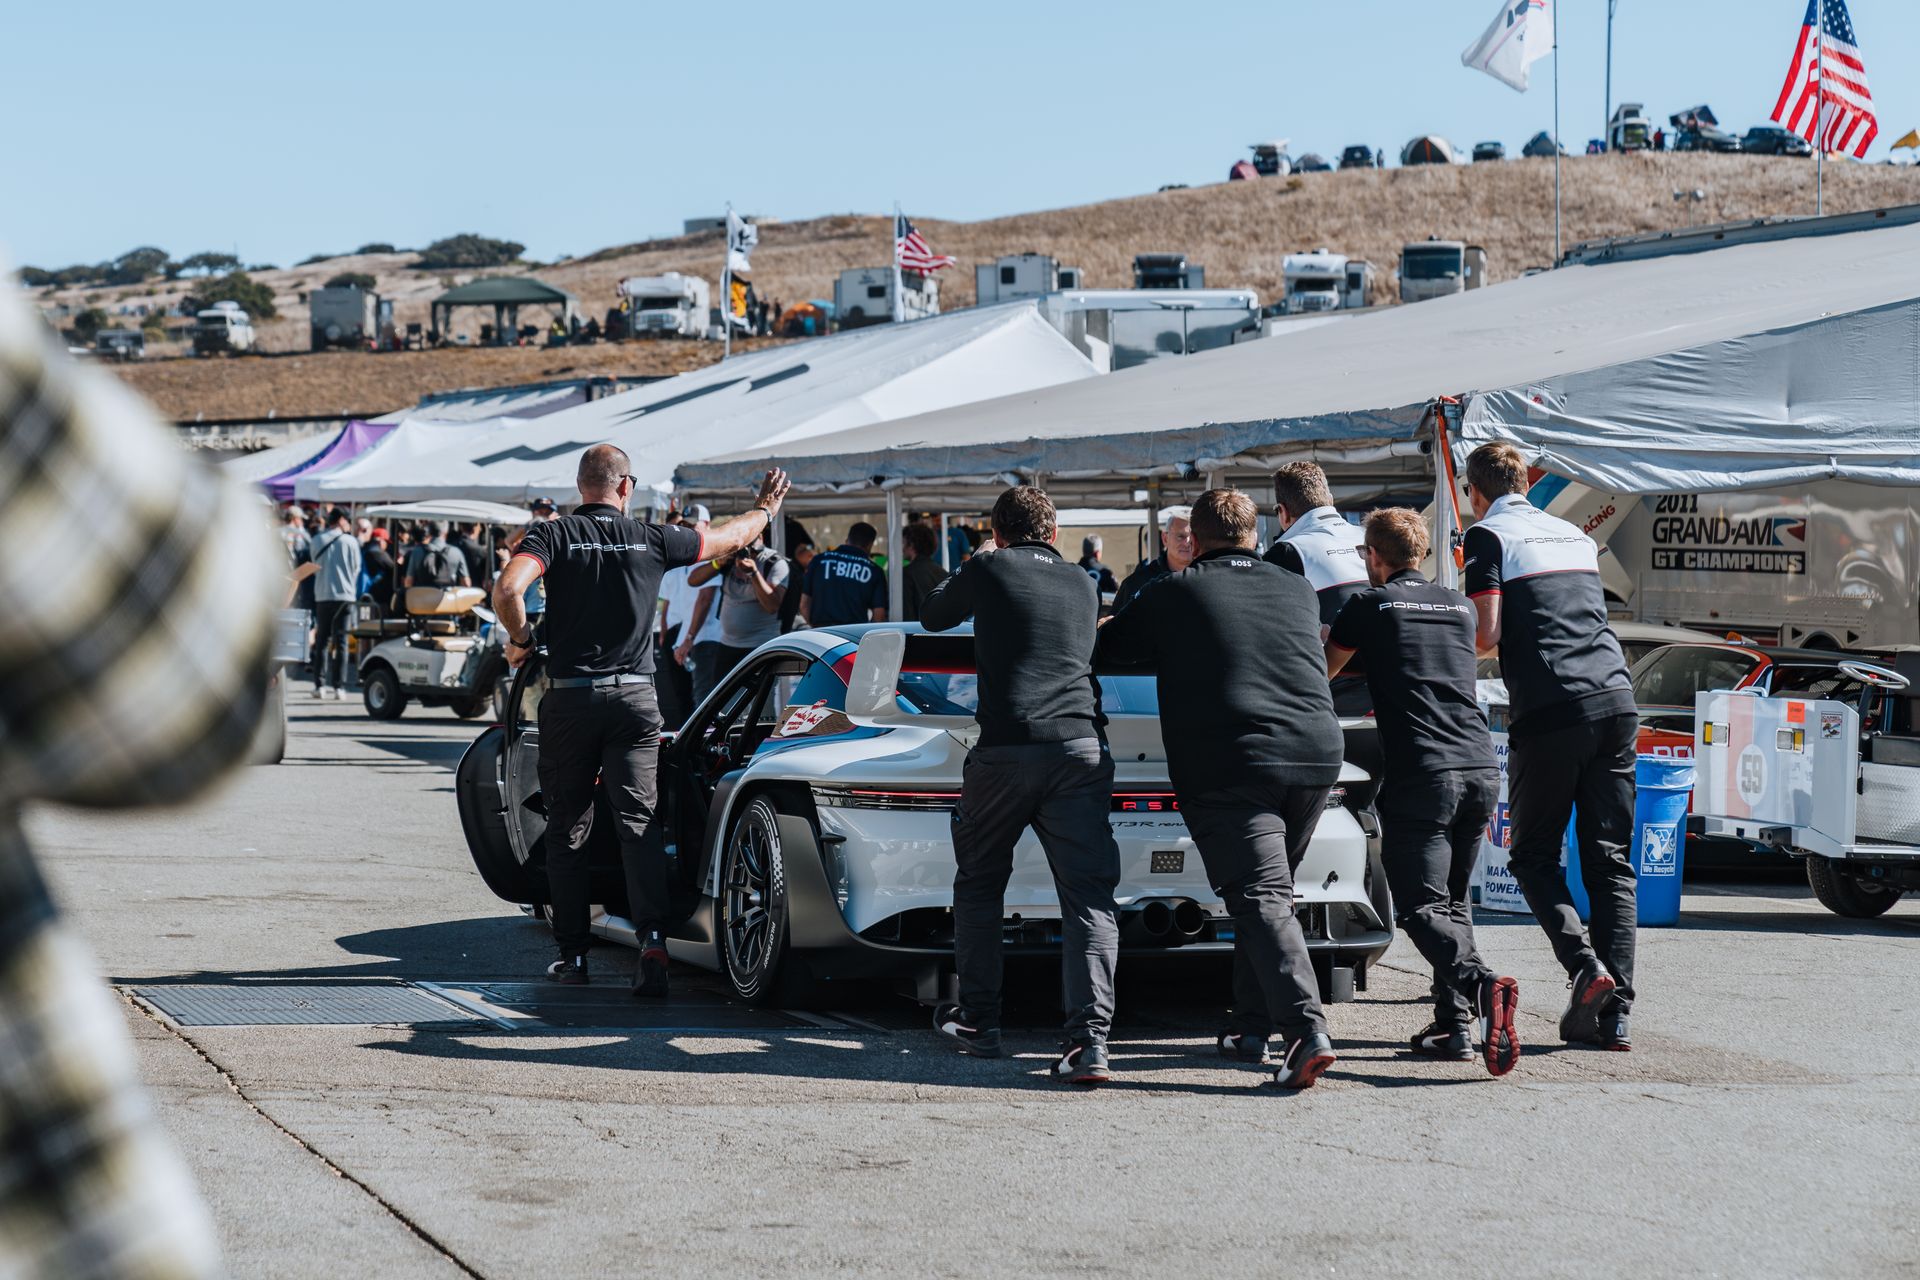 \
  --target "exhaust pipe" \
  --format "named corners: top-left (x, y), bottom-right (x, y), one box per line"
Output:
top-left (1121, 899), bottom-right (1205, 945)
top-left (1170, 899), bottom-right (1206, 940)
